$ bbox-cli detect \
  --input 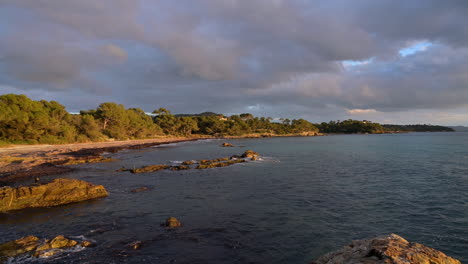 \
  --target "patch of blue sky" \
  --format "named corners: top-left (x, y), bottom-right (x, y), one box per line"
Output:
top-left (342, 57), bottom-right (374, 68)
top-left (399, 41), bottom-right (432, 57)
